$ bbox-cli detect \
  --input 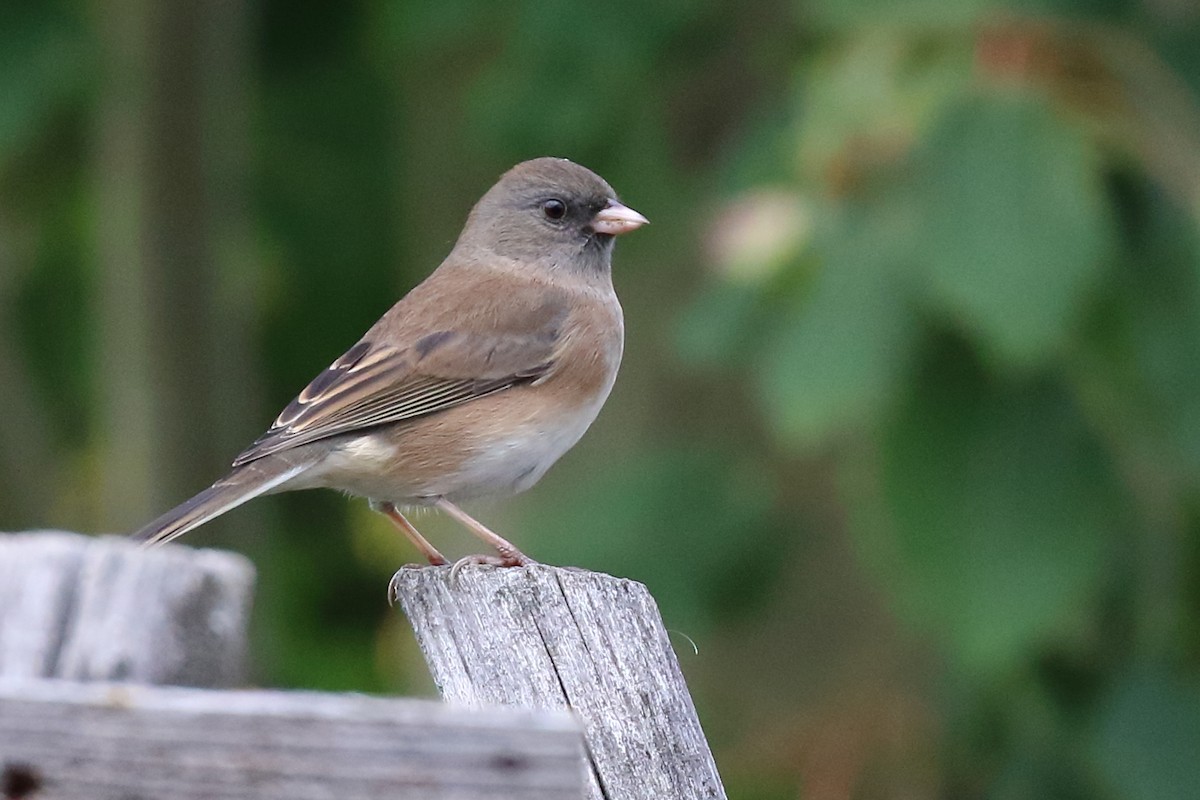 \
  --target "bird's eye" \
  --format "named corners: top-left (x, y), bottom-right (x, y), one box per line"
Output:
top-left (541, 198), bottom-right (567, 221)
